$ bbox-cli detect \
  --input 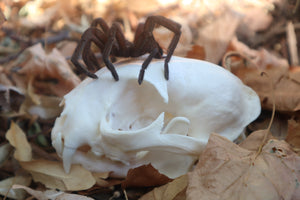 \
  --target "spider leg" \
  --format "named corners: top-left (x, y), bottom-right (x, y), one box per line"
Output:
top-left (82, 41), bottom-right (100, 71)
top-left (71, 27), bottom-right (107, 79)
top-left (101, 22), bottom-right (131, 81)
top-left (91, 18), bottom-right (110, 32)
top-left (143, 16), bottom-right (181, 80)
top-left (138, 48), bottom-right (159, 85)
